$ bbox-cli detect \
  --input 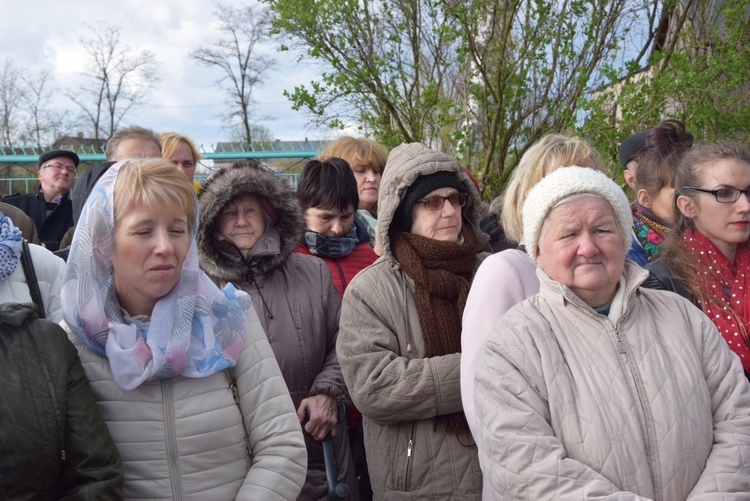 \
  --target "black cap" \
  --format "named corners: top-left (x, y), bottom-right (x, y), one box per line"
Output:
top-left (39, 149), bottom-right (80, 168)
top-left (392, 171), bottom-right (467, 233)
top-left (618, 129), bottom-right (651, 170)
